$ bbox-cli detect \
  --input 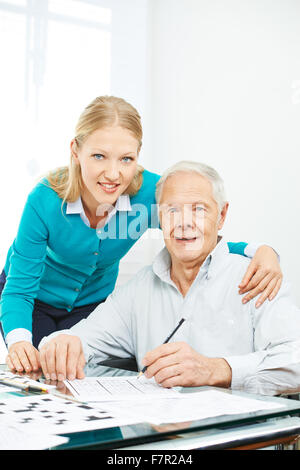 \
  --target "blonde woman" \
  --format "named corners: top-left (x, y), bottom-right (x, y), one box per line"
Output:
top-left (0, 96), bottom-right (282, 374)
